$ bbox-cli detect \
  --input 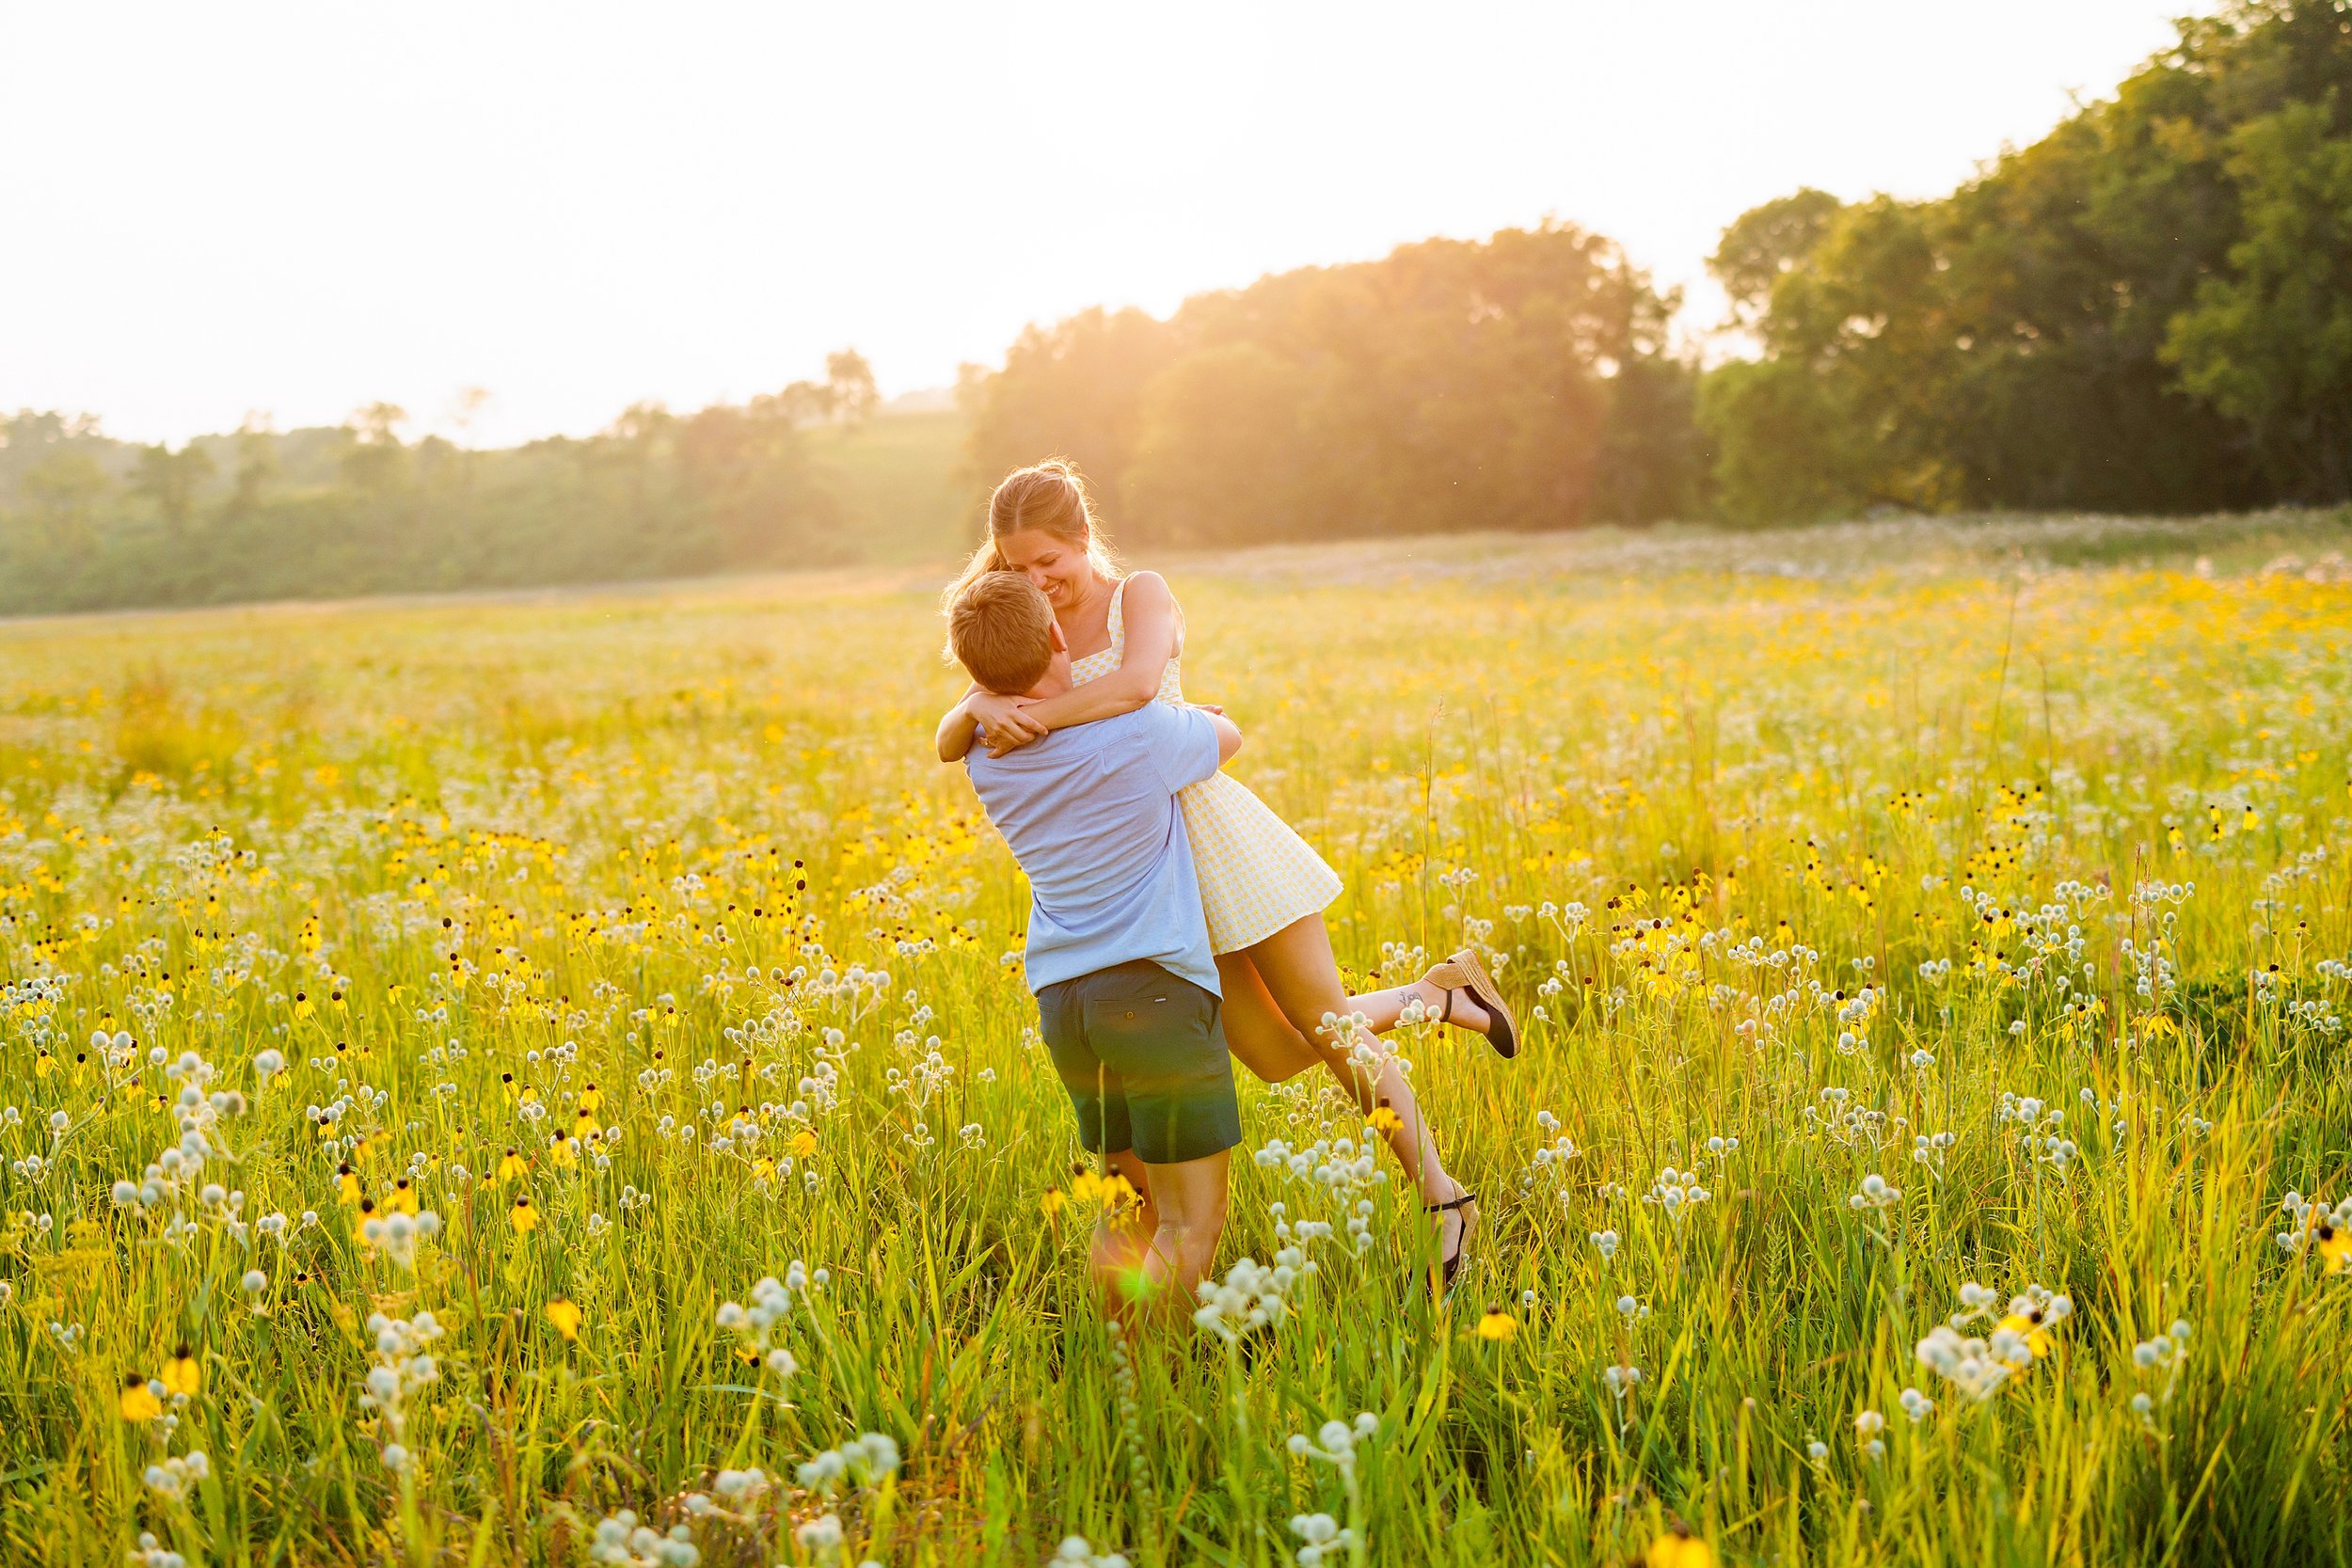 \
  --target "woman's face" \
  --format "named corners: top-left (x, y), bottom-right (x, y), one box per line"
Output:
top-left (996, 529), bottom-right (1093, 613)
